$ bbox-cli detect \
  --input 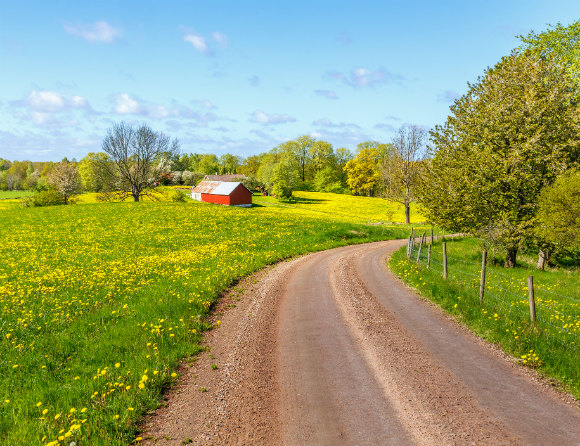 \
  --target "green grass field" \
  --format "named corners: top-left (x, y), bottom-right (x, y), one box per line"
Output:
top-left (389, 237), bottom-right (580, 398)
top-left (0, 190), bottom-right (35, 199)
top-left (0, 192), bottom-right (424, 446)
